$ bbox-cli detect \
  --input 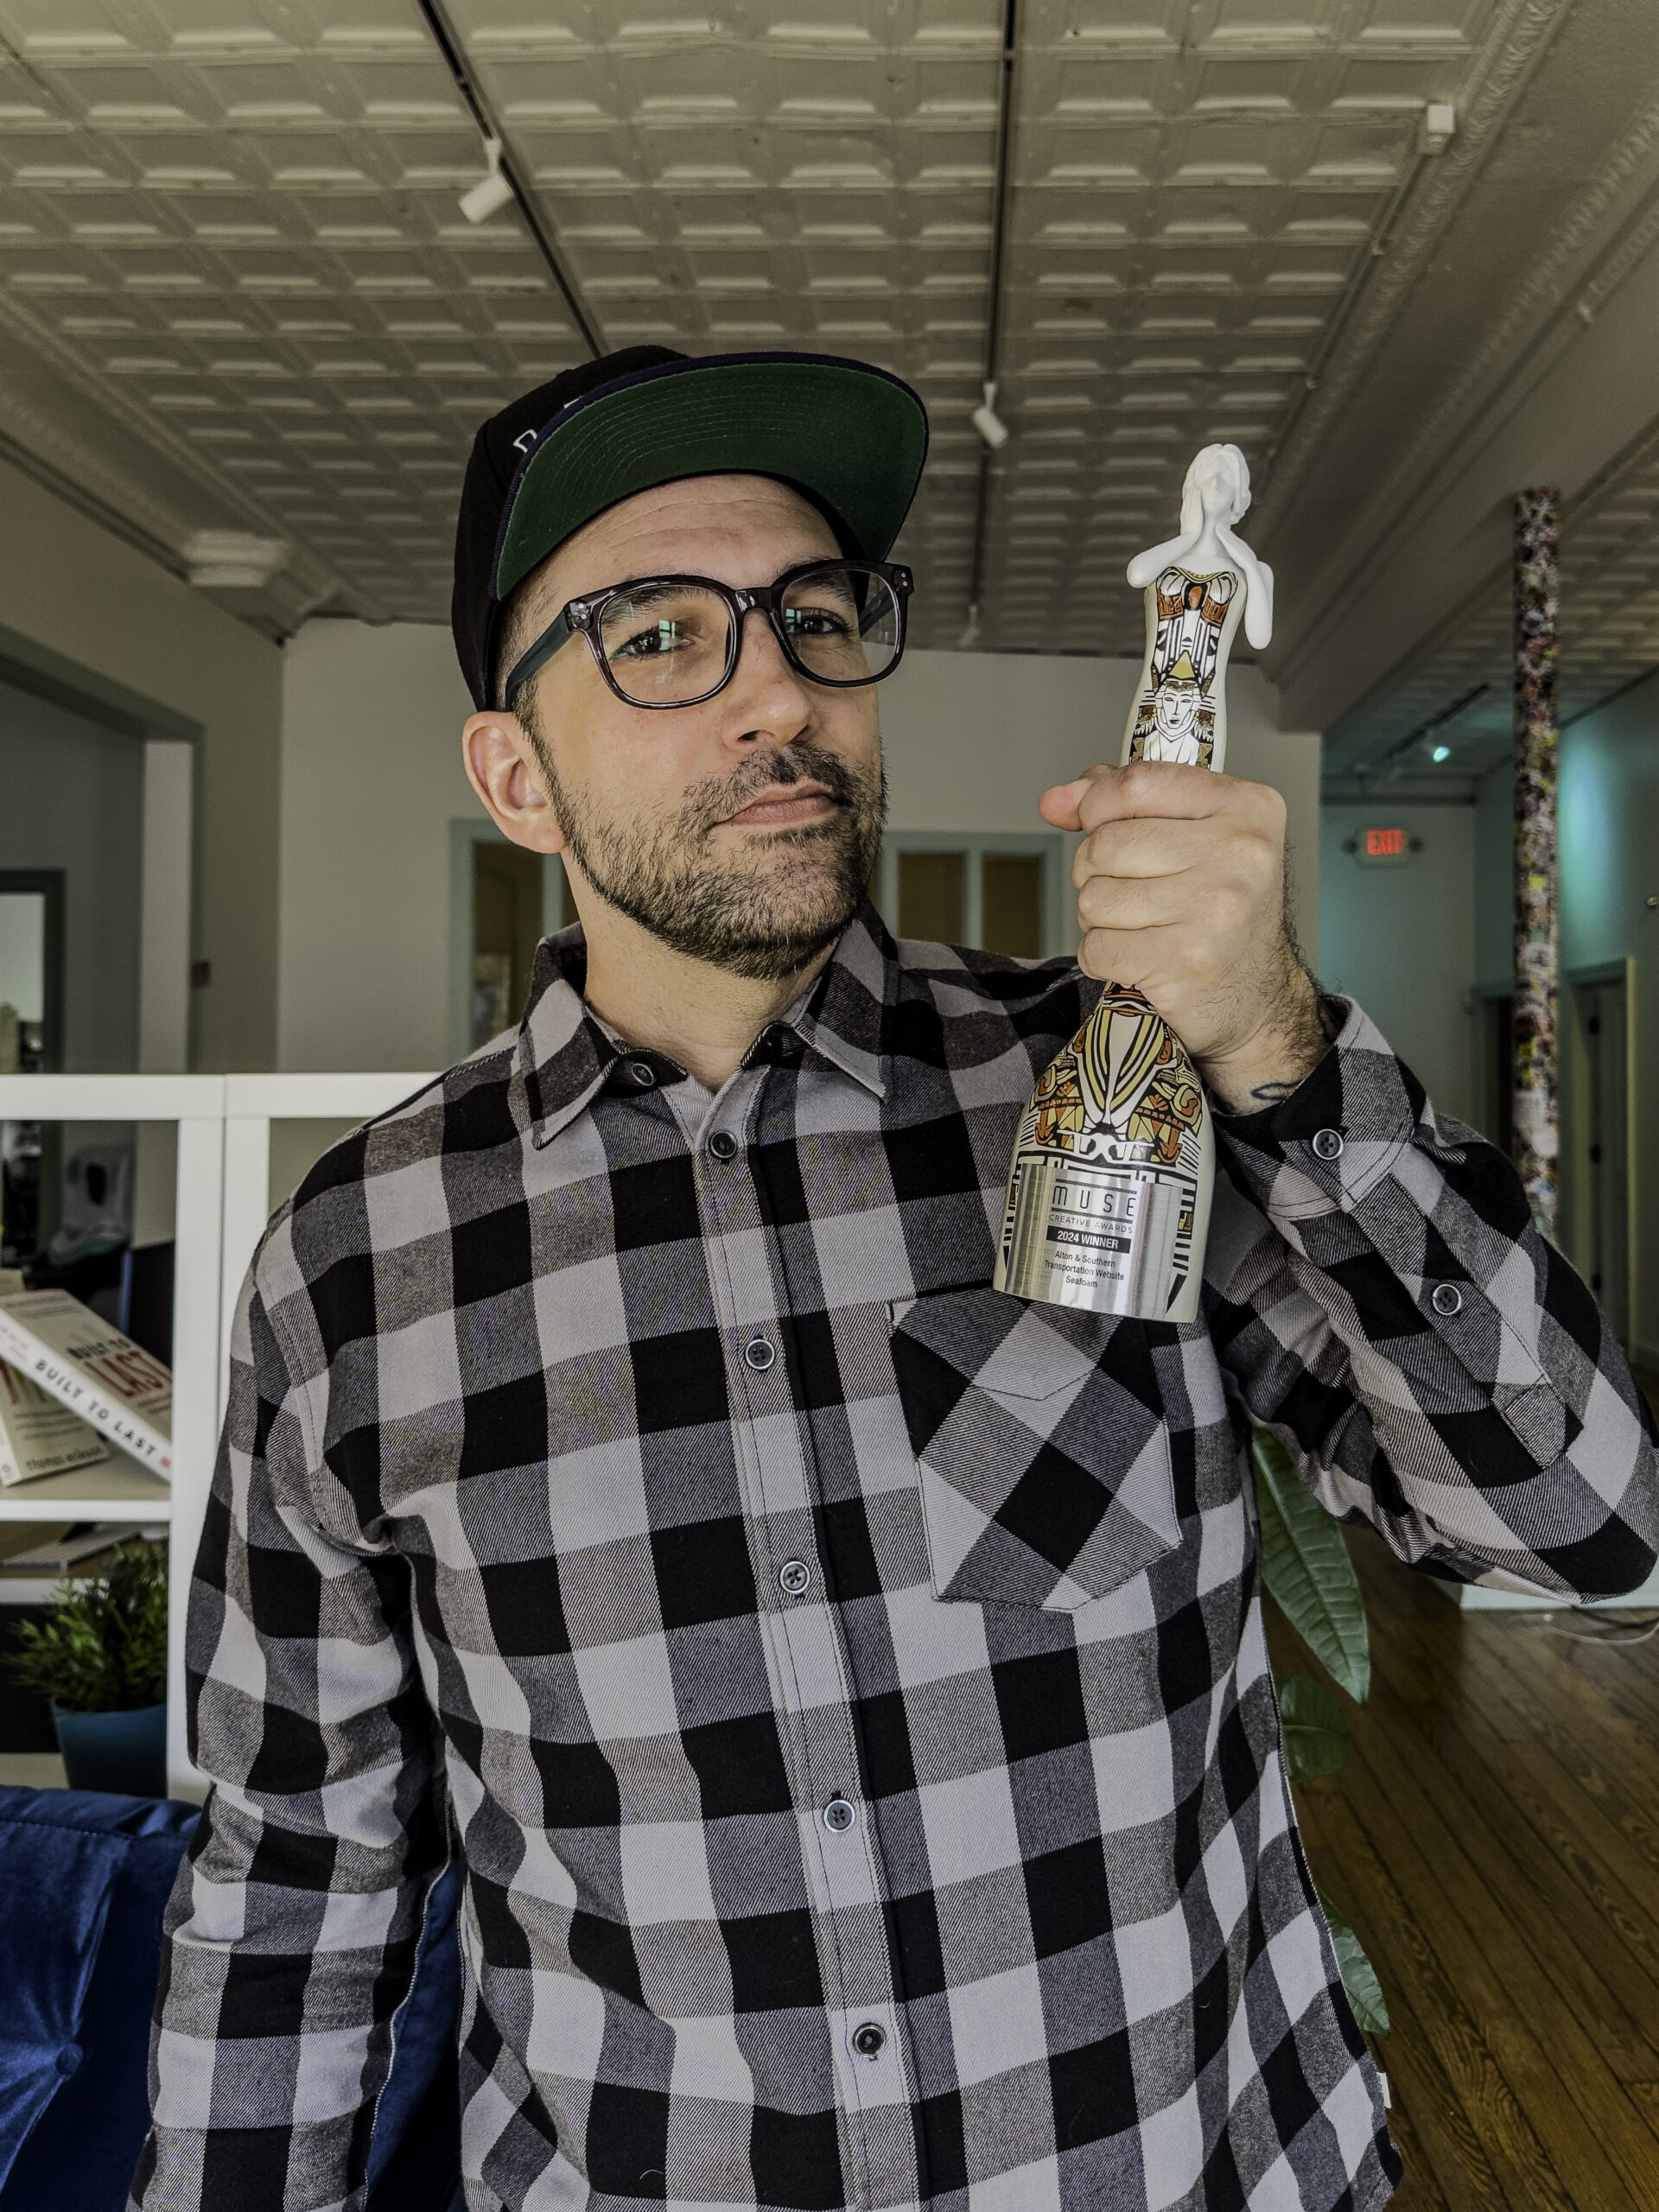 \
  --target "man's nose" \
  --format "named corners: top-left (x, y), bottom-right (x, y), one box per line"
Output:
top-left (722, 603), bottom-right (813, 734)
